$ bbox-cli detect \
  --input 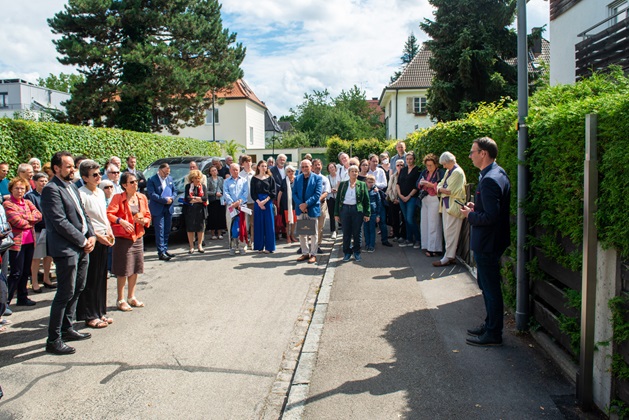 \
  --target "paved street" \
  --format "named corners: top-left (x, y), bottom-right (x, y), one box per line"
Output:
top-left (1, 231), bottom-right (592, 419)
top-left (0, 235), bottom-right (329, 419)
